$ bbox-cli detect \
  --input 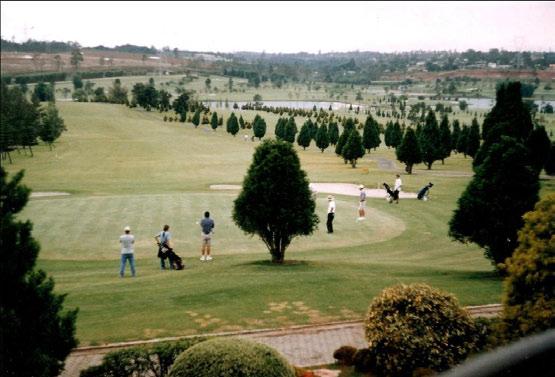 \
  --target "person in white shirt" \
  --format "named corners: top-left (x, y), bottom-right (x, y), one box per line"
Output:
top-left (327, 195), bottom-right (336, 233)
top-left (393, 174), bottom-right (402, 204)
top-left (119, 226), bottom-right (136, 277)
top-left (358, 185), bottom-right (366, 220)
